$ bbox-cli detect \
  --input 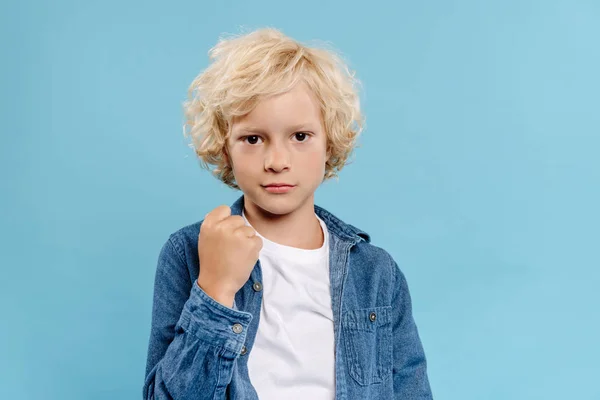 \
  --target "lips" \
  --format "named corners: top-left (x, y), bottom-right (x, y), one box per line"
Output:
top-left (263, 184), bottom-right (295, 193)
